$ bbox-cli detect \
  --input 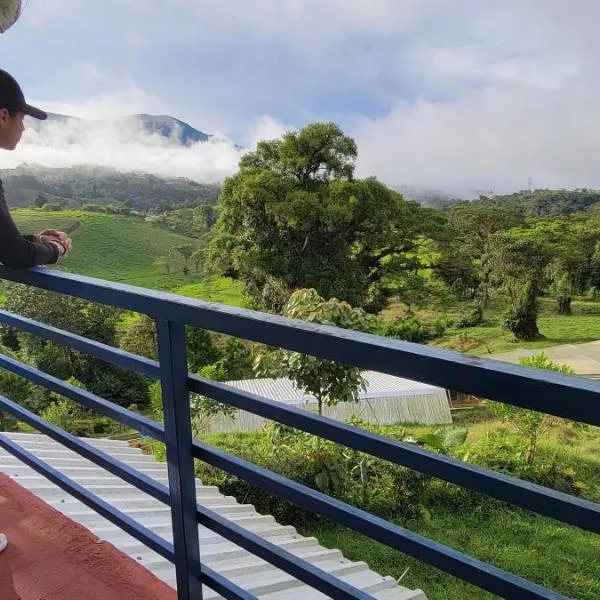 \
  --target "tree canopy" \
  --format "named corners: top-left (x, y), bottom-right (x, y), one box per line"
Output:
top-left (208, 123), bottom-right (442, 312)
